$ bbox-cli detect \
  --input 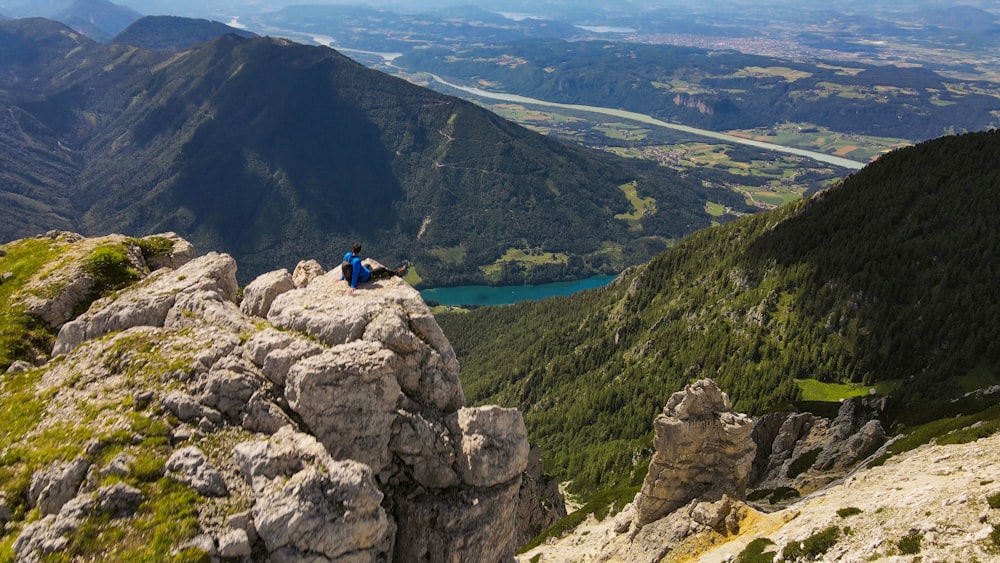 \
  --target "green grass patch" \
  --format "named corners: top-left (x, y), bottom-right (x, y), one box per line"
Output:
top-left (63, 478), bottom-right (201, 561)
top-left (747, 487), bottom-right (800, 505)
top-left (733, 66), bottom-right (813, 82)
top-left (837, 507), bottom-right (863, 518)
top-left (429, 245), bottom-right (466, 265)
top-left (705, 201), bottom-right (727, 217)
top-left (991, 524), bottom-right (1000, 549)
top-left (795, 378), bottom-right (874, 402)
top-left (737, 537), bottom-right (776, 563)
top-left (614, 181), bottom-right (656, 230)
top-left (480, 247), bottom-right (569, 278)
top-left (752, 190), bottom-right (800, 208)
top-left (0, 238), bottom-right (64, 370)
top-left (125, 236), bottom-right (175, 263)
top-left (954, 364), bottom-right (1000, 393)
top-left (518, 485), bottom-right (639, 553)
